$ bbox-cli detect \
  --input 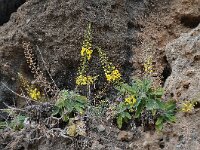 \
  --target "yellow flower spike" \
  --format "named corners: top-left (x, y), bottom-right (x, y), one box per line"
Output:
top-left (144, 56), bottom-right (154, 75)
top-left (18, 73), bottom-right (43, 101)
top-left (97, 48), bottom-right (122, 83)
